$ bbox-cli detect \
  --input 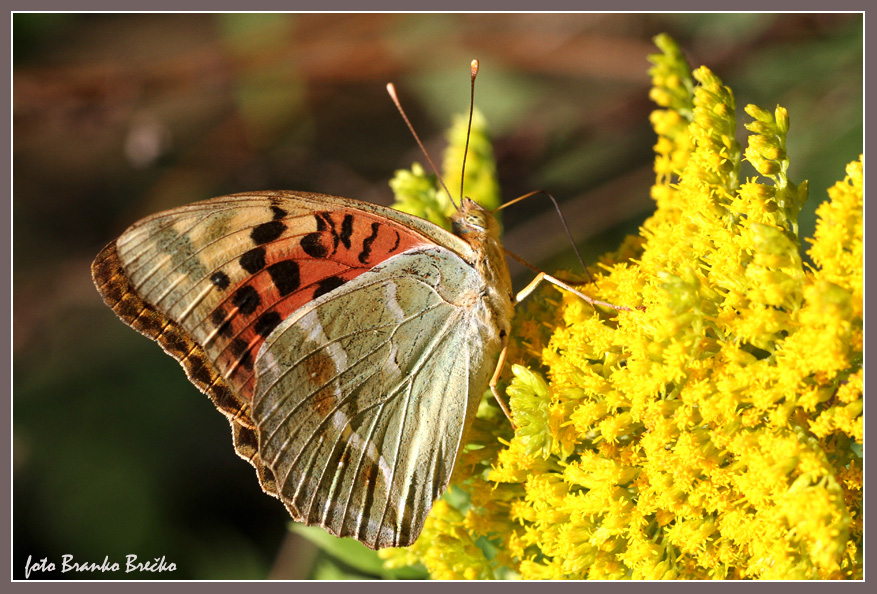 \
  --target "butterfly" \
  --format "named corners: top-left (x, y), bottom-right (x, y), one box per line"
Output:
top-left (91, 188), bottom-right (515, 549)
top-left (91, 59), bottom-right (628, 549)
